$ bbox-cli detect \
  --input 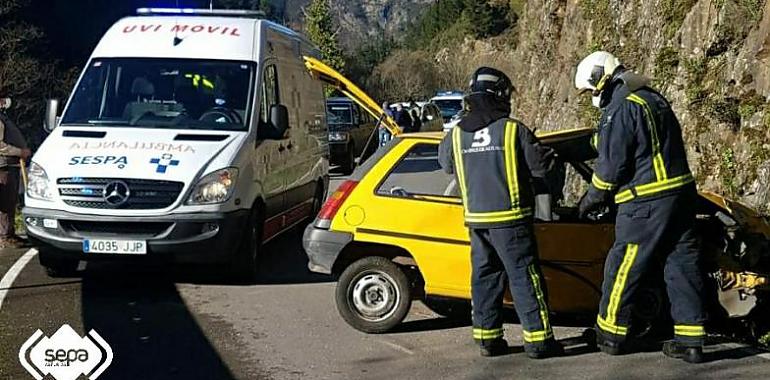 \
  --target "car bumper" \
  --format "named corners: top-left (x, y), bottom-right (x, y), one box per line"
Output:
top-left (302, 222), bottom-right (352, 275)
top-left (22, 207), bottom-right (250, 264)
